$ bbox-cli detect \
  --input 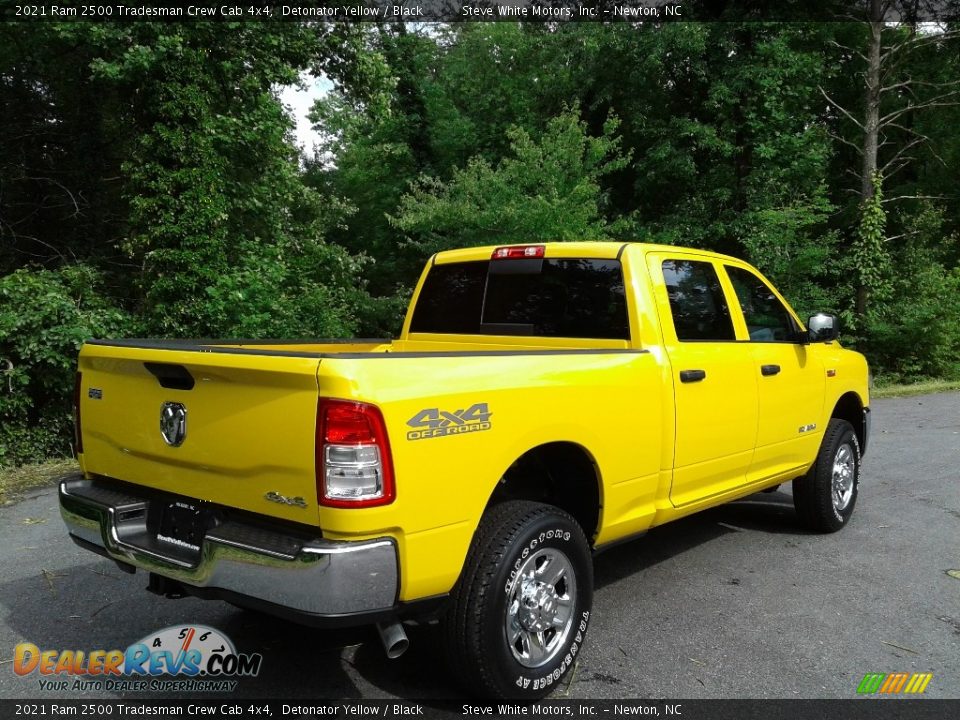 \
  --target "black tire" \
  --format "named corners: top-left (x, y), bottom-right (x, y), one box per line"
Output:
top-left (442, 500), bottom-right (593, 700)
top-left (793, 418), bottom-right (861, 532)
